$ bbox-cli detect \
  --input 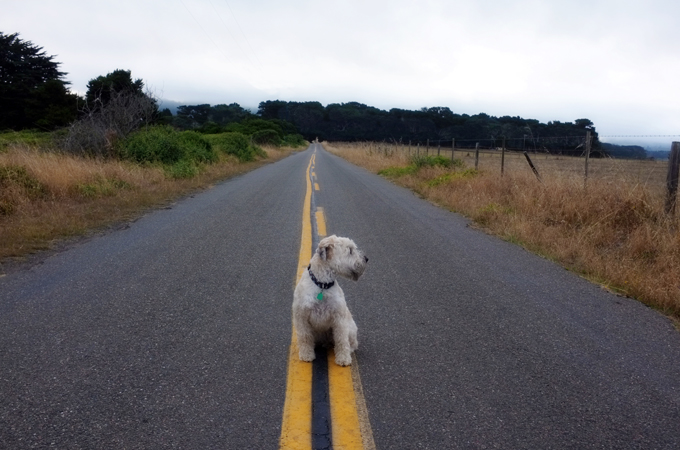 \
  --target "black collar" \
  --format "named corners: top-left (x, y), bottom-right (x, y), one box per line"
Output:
top-left (308, 265), bottom-right (335, 290)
